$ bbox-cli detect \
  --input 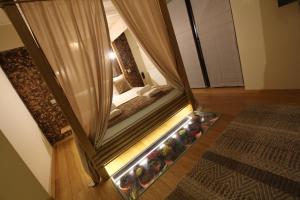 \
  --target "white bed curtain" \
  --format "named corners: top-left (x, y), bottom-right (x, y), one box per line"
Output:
top-left (20, 0), bottom-right (112, 182)
top-left (111, 0), bottom-right (184, 90)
